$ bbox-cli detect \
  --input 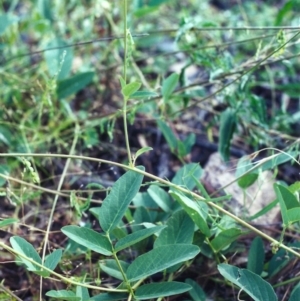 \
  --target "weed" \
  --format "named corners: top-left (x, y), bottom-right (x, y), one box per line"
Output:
top-left (1, 0), bottom-right (300, 300)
